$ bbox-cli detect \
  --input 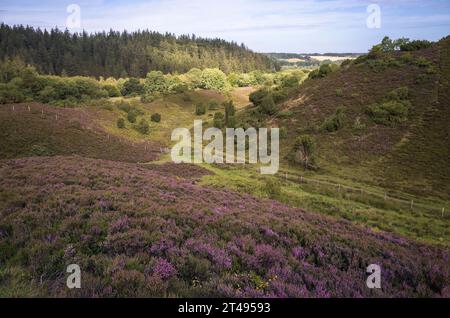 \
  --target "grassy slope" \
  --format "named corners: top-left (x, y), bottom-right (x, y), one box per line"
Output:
top-left (274, 39), bottom-right (450, 199)
top-left (0, 103), bottom-right (159, 163)
top-left (0, 156), bottom-right (448, 297)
